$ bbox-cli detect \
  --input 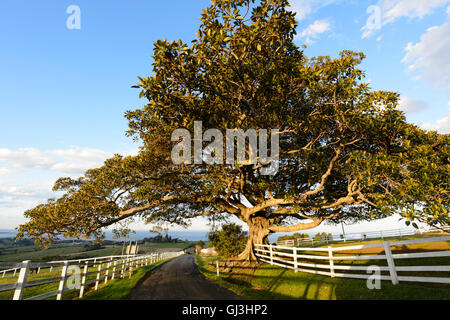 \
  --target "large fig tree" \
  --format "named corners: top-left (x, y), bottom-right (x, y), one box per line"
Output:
top-left (17, 0), bottom-right (449, 260)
